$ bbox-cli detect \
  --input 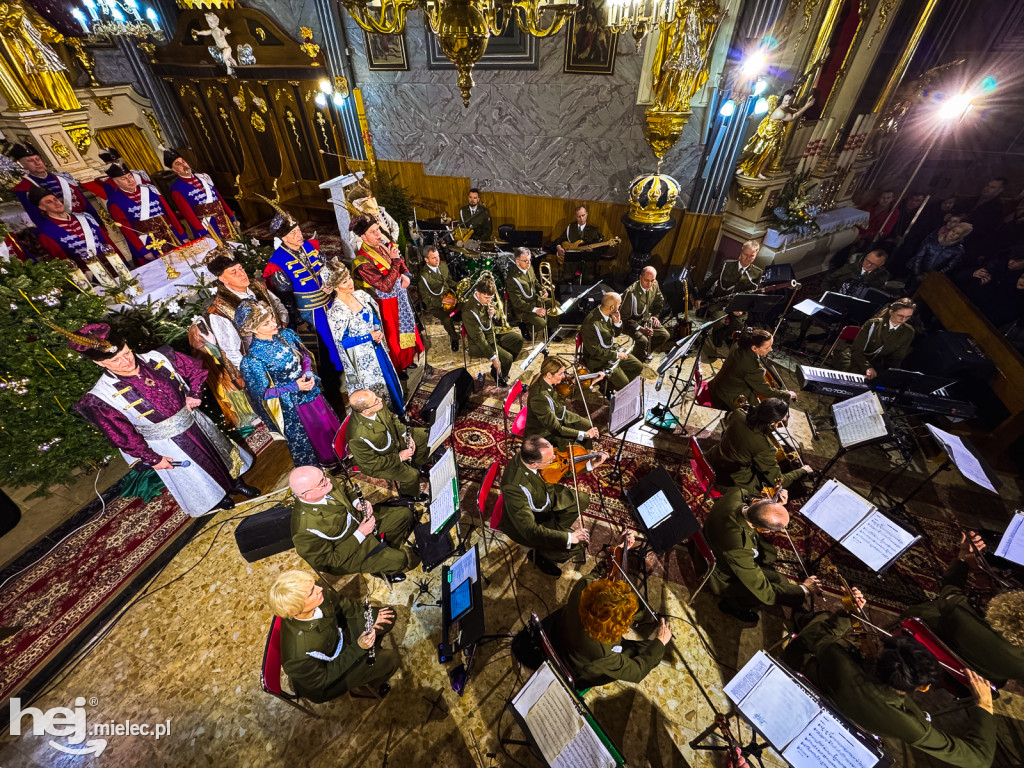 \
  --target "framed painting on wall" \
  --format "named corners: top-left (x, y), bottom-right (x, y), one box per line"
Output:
top-left (564, 0), bottom-right (617, 75)
top-left (426, 23), bottom-right (538, 70)
top-left (364, 31), bottom-right (409, 71)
